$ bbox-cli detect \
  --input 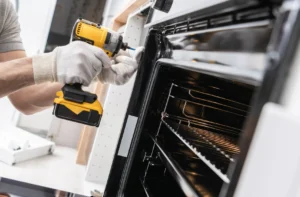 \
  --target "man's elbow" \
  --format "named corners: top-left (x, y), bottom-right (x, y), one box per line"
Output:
top-left (8, 95), bottom-right (37, 115)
